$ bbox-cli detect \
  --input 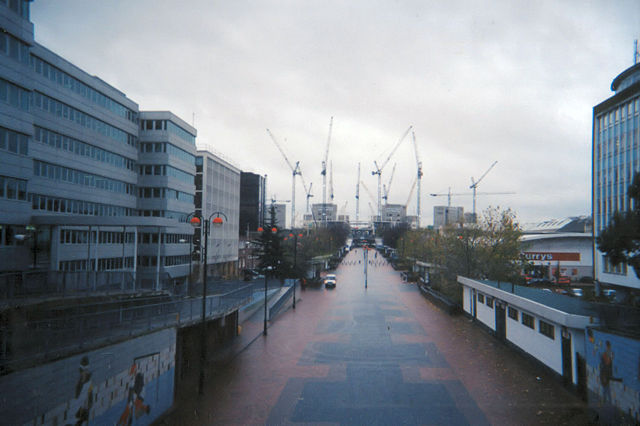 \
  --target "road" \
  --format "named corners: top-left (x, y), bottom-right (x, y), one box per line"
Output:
top-left (160, 248), bottom-right (589, 425)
